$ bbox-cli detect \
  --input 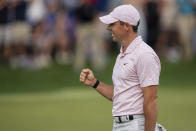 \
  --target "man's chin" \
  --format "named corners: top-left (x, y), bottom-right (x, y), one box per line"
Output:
top-left (112, 37), bottom-right (117, 42)
top-left (112, 38), bottom-right (119, 43)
